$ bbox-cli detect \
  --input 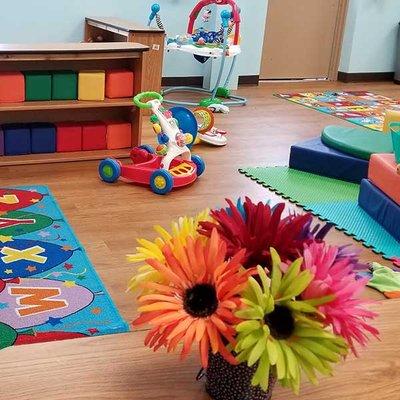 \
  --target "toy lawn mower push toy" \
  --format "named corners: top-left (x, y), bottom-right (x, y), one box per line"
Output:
top-left (98, 92), bottom-right (206, 195)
